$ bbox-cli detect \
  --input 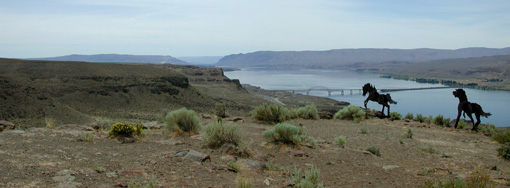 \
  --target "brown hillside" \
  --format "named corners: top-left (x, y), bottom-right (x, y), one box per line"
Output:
top-left (0, 58), bottom-right (263, 127)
